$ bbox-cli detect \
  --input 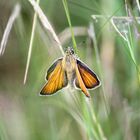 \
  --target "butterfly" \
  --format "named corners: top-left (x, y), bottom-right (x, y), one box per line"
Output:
top-left (40, 47), bottom-right (100, 97)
